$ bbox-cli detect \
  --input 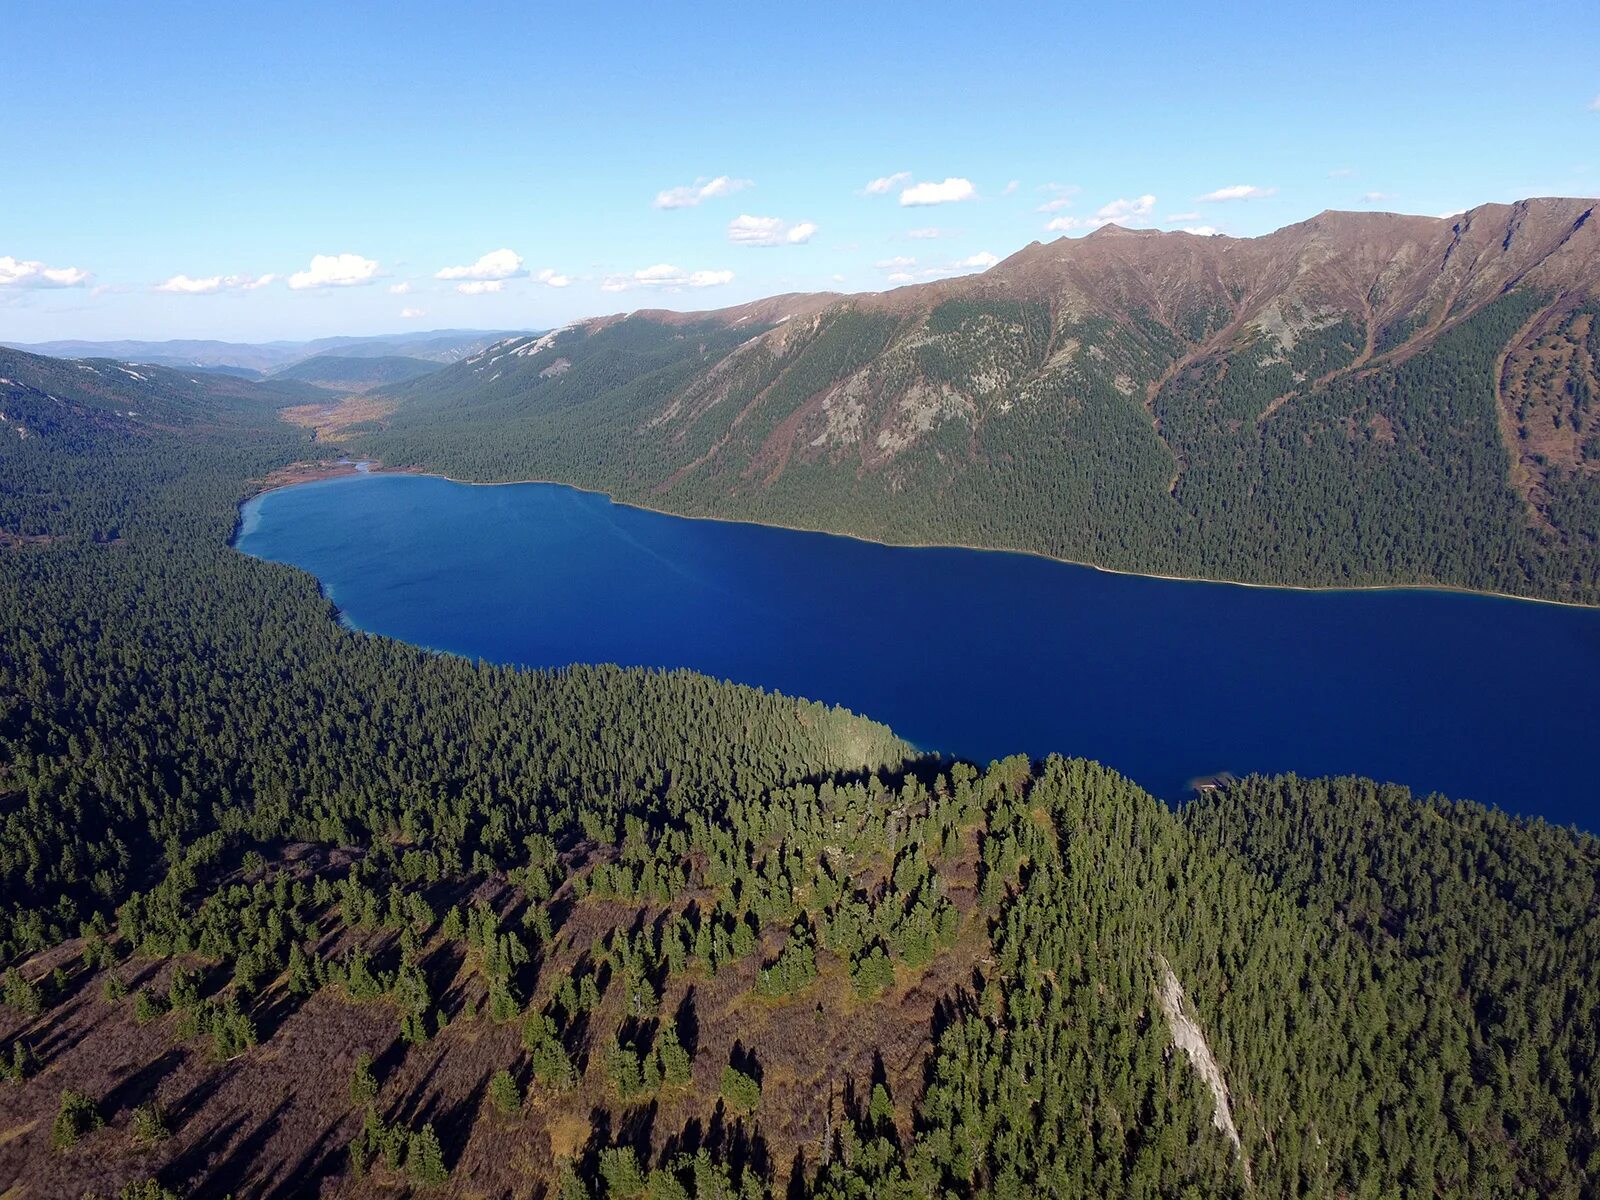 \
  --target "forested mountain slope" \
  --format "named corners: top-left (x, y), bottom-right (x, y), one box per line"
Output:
top-left (0, 346), bottom-right (1595, 1198)
top-left (269, 354), bottom-right (442, 393)
top-left (359, 197), bottom-right (1600, 603)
